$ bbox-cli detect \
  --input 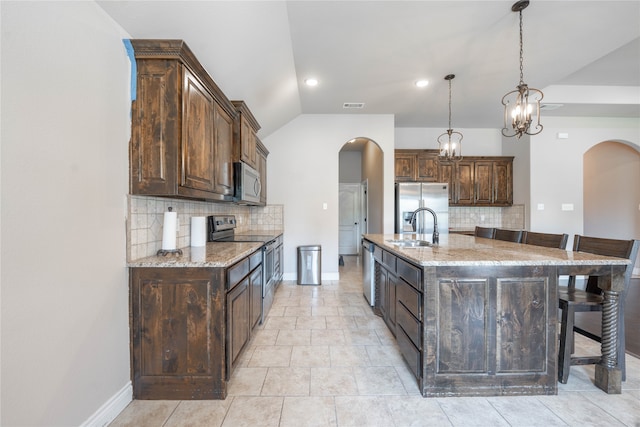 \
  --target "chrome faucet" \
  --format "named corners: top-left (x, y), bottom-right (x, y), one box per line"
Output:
top-left (409, 207), bottom-right (439, 244)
